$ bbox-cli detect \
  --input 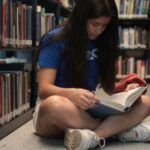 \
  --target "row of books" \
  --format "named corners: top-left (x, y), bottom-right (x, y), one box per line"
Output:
top-left (115, 0), bottom-right (150, 18)
top-left (36, 5), bottom-right (67, 46)
top-left (117, 56), bottom-right (150, 78)
top-left (0, 71), bottom-right (30, 125)
top-left (36, 6), bottom-right (56, 46)
top-left (0, 0), bottom-right (32, 48)
top-left (118, 27), bottom-right (149, 49)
